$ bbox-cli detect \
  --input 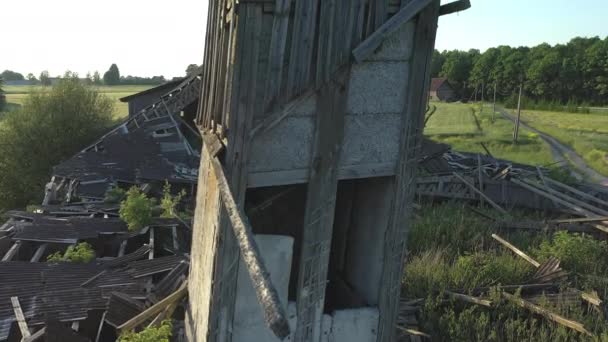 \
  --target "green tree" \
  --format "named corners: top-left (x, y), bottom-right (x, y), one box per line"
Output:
top-left (26, 73), bottom-right (37, 83)
top-left (39, 70), bottom-right (51, 86)
top-left (440, 50), bottom-right (475, 94)
top-left (0, 77), bottom-right (113, 210)
top-left (186, 64), bottom-right (200, 76)
top-left (93, 71), bottom-right (102, 85)
top-left (1, 70), bottom-right (24, 81)
top-left (430, 50), bottom-right (445, 78)
top-left (103, 64), bottom-right (121, 85)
